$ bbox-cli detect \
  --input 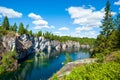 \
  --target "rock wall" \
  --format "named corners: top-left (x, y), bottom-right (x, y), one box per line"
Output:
top-left (0, 34), bottom-right (90, 60)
